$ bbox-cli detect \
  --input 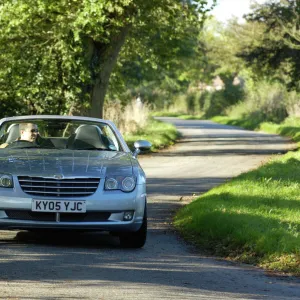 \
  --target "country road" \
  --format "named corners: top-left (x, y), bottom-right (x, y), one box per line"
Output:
top-left (0, 118), bottom-right (299, 300)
